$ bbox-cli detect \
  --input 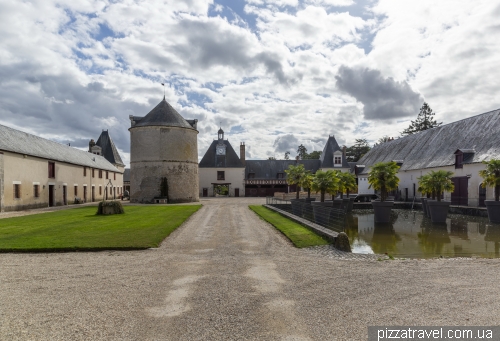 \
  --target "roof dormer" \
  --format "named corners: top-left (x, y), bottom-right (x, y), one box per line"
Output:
top-left (333, 150), bottom-right (343, 167)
